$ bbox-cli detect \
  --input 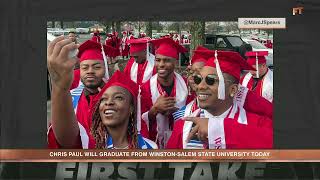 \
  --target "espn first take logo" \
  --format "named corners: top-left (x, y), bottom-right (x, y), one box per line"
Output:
top-left (292, 6), bottom-right (304, 15)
